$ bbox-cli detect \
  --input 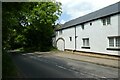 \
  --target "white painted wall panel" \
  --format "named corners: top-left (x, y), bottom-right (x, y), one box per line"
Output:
top-left (63, 27), bottom-right (75, 50)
